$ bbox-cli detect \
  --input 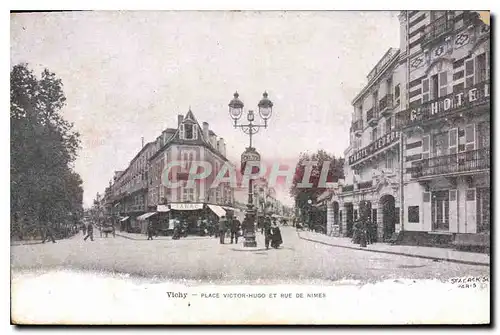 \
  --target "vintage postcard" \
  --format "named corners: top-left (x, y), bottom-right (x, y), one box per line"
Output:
top-left (10, 10), bottom-right (490, 325)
